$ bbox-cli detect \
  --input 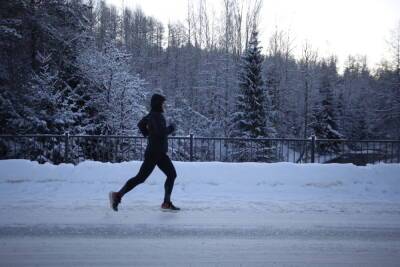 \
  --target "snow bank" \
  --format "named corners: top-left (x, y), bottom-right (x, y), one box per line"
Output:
top-left (1, 159), bottom-right (399, 205)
